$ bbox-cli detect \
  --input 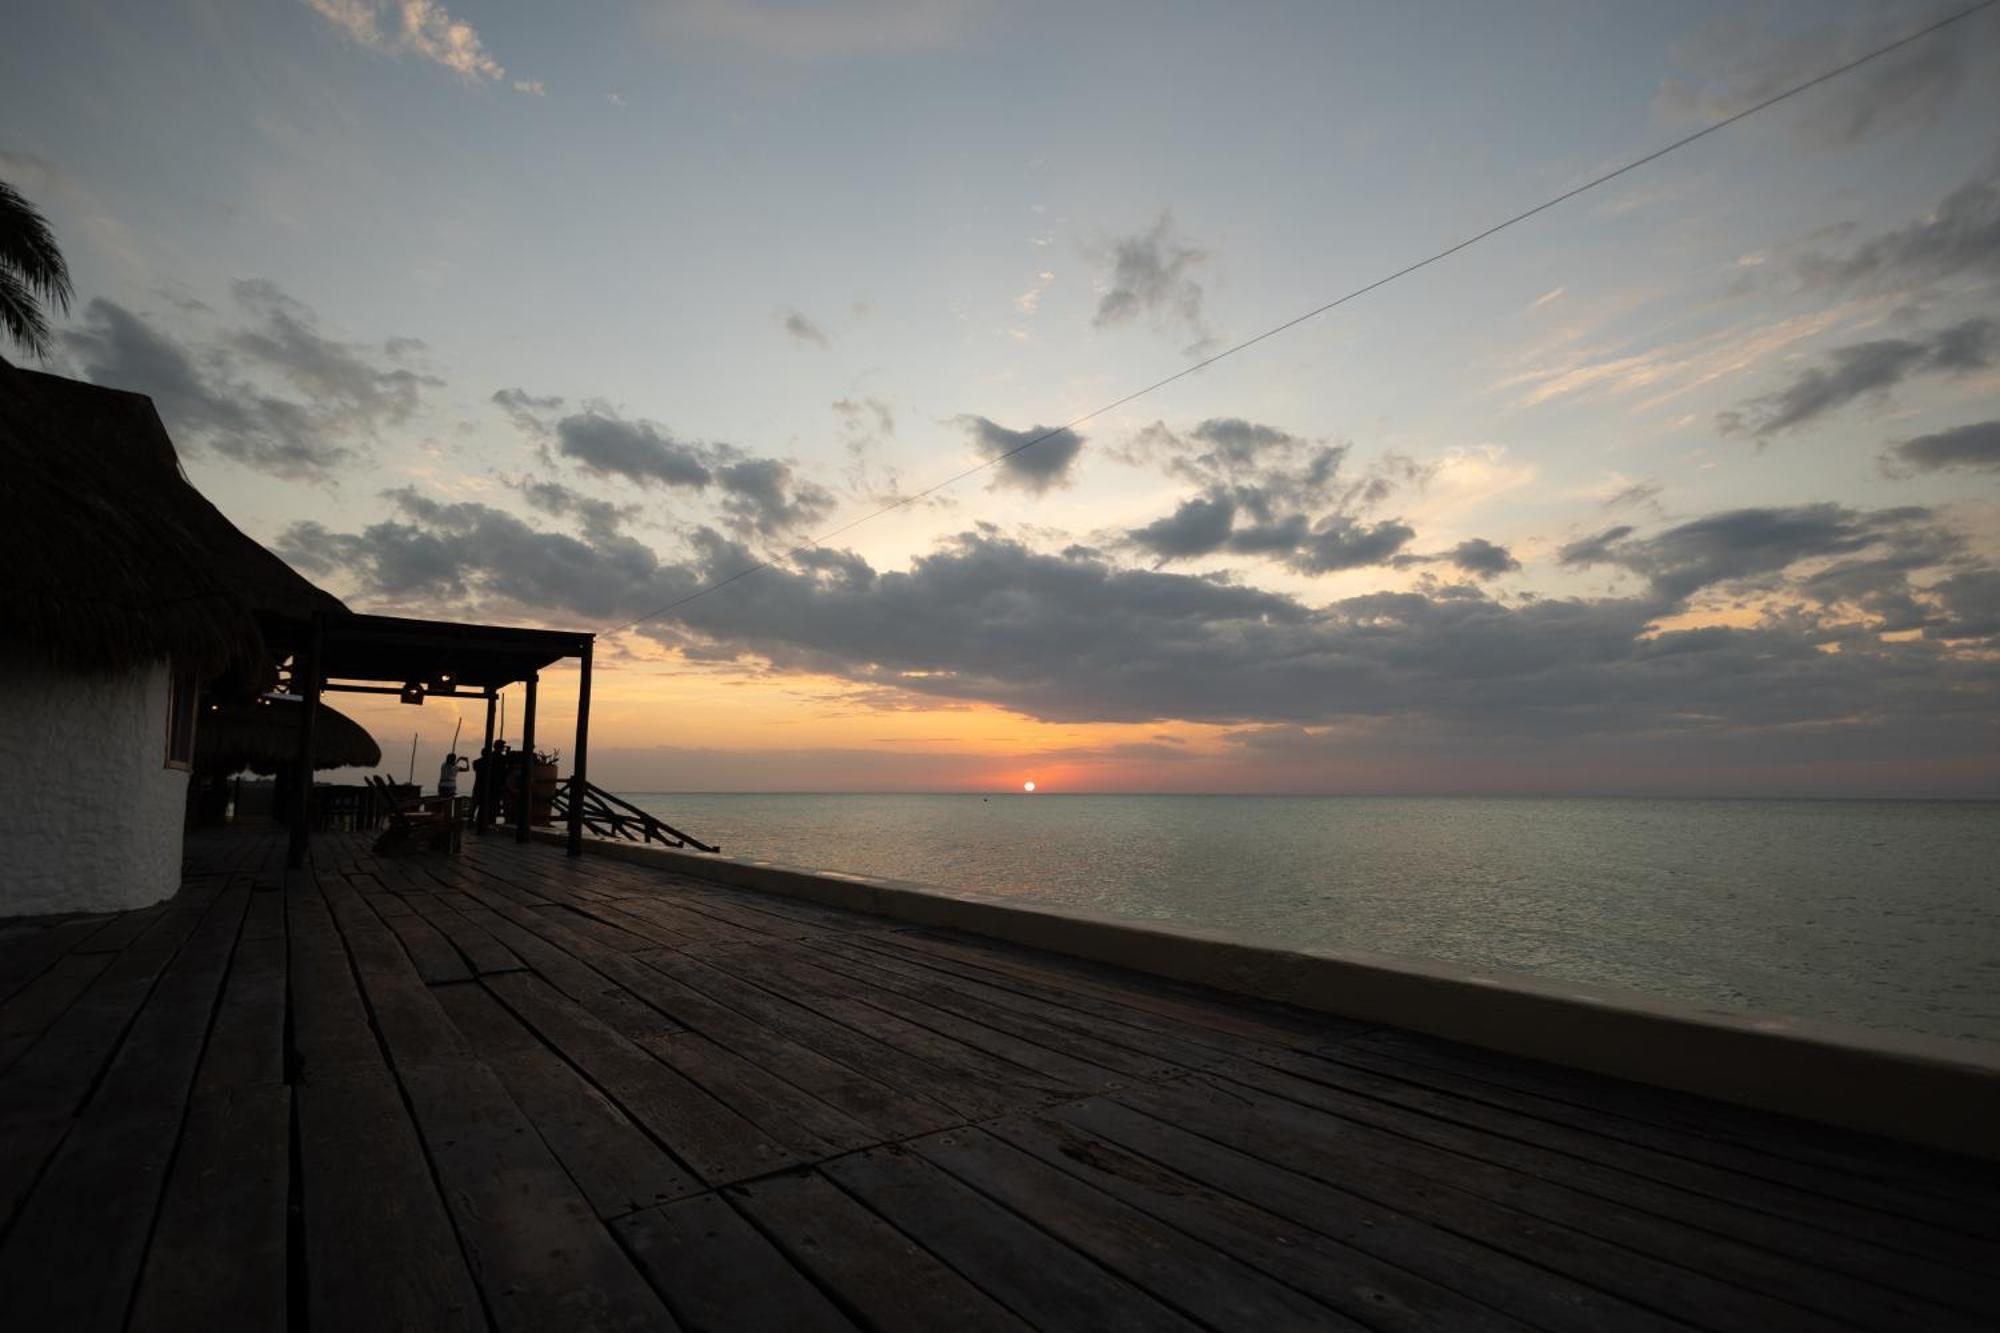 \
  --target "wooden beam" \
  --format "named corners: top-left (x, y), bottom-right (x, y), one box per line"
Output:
top-left (516, 672), bottom-right (537, 845)
top-left (567, 642), bottom-right (592, 857)
top-left (477, 689), bottom-right (497, 834)
top-left (286, 613), bottom-right (324, 869)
